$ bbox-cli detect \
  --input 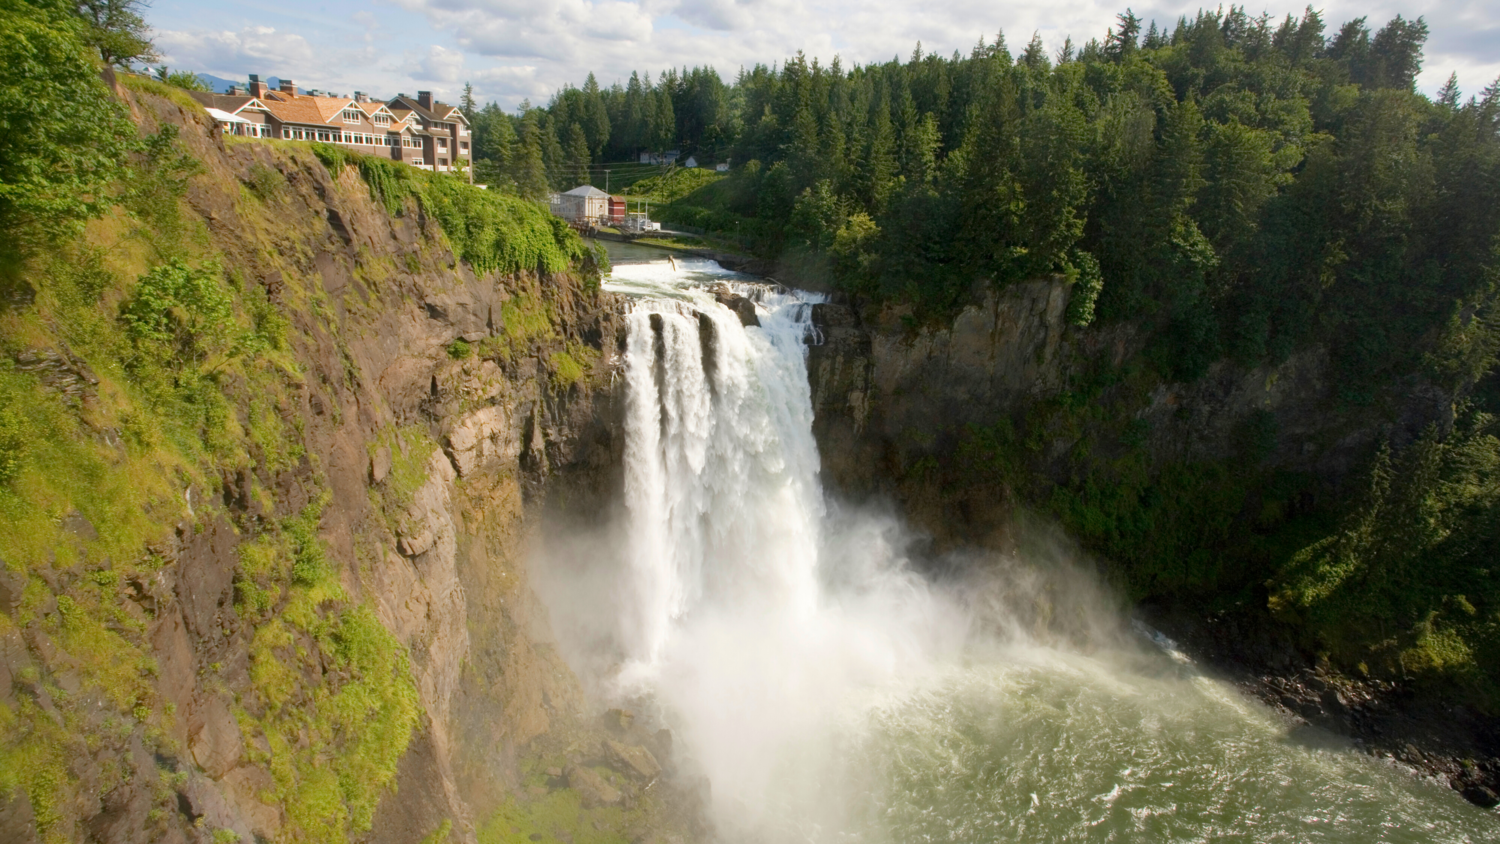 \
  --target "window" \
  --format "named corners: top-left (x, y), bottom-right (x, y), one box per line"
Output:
top-left (437, 138), bottom-right (447, 150)
top-left (341, 109), bottom-right (363, 123)
top-left (282, 127), bottom-right (292, 139)
top-left (373, 114), bottom-right (390, 126)
top-left (439, 158), bottom-right (448, 167)
top-left (412, 158), bottom-right (423, 166)
top-left (459, 142), bottom-right (468, 152)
